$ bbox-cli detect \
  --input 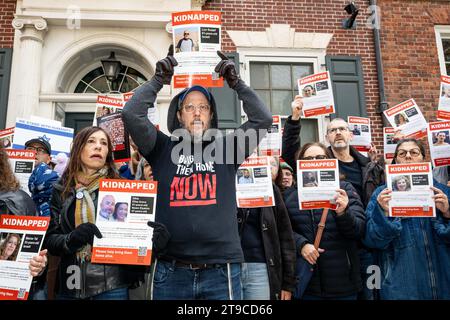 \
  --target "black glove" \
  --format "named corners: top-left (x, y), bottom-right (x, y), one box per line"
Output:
top-left (214, 51), bottom-right (240, 89)
top-left (147, 221), bottom-right (171, 254)
top-left (154, 45), bottom-right (178, 85)
top-left (66, 222), bottom-right (103, 253)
